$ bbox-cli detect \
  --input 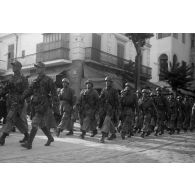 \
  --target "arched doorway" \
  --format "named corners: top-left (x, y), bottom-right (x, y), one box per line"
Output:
top-left (159, 54), bottom-right (168, 81)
